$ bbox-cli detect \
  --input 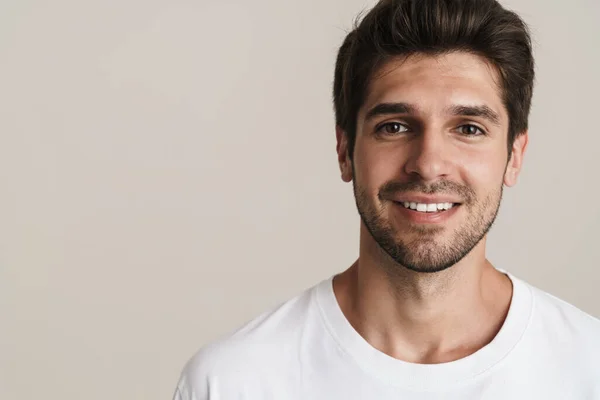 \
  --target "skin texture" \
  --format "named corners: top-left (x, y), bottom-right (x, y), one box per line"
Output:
top-left (334, 51), bottom-right (528, 364)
